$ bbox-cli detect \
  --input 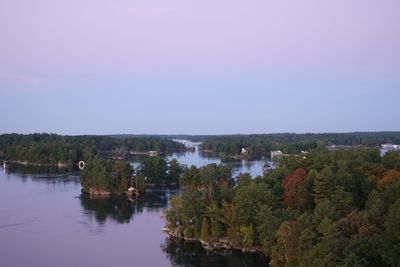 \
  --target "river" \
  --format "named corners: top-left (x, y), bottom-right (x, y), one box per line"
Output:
top-left (0, 142), bottom-right (267, 267)
top-left (132, 140), bottom-right (268, 178)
